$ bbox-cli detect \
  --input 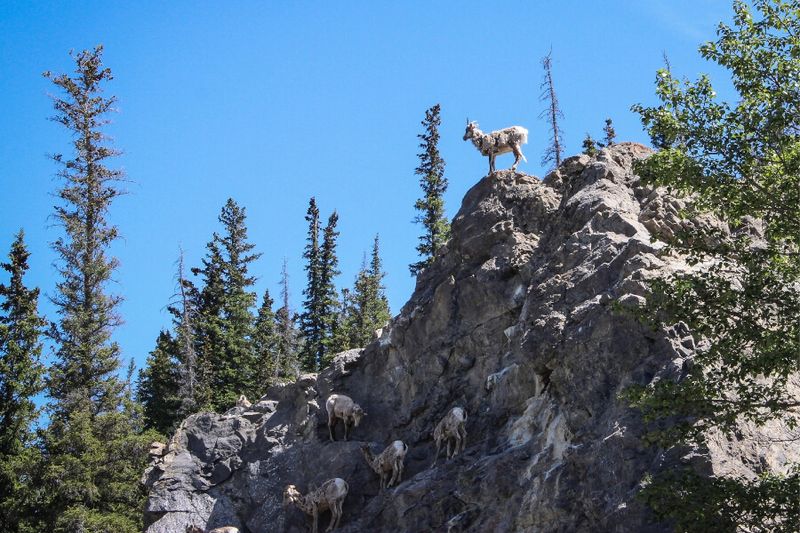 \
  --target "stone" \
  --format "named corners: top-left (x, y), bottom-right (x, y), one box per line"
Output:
top-left (144, 143), bottom-right (798, 533)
